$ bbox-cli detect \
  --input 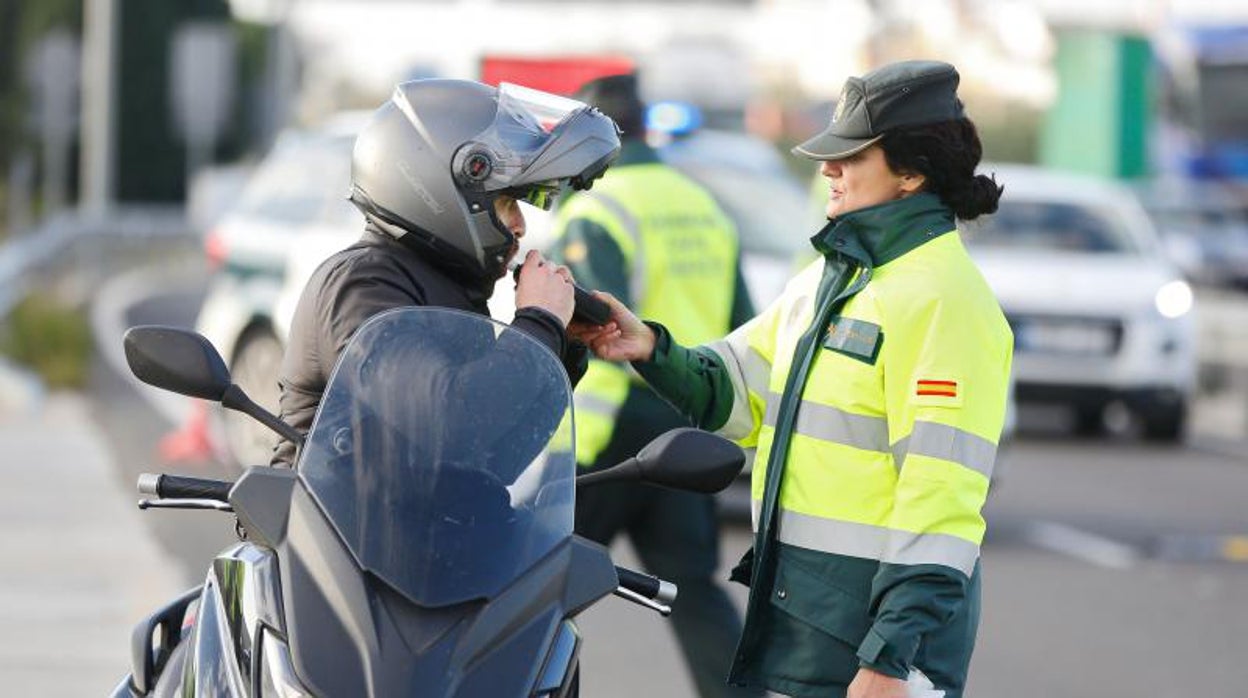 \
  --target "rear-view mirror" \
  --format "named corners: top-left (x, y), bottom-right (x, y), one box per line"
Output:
top-left (576, 427), bottom-right (744, 494)
top-left (123, 325), bottom-right (305, 448)
top-left (123, 326), bottom-right (232, 401)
